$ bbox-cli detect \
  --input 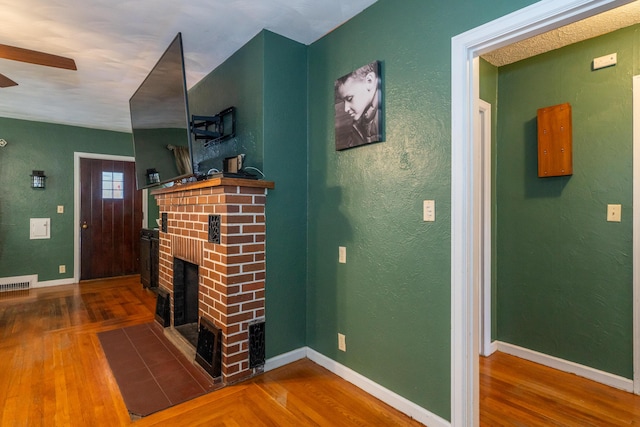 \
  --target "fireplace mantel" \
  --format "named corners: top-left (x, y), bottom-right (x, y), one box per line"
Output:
top-left (151, 177), bottom-right (274, 196)
top-left (152, 176), bottom-right (274, 384)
